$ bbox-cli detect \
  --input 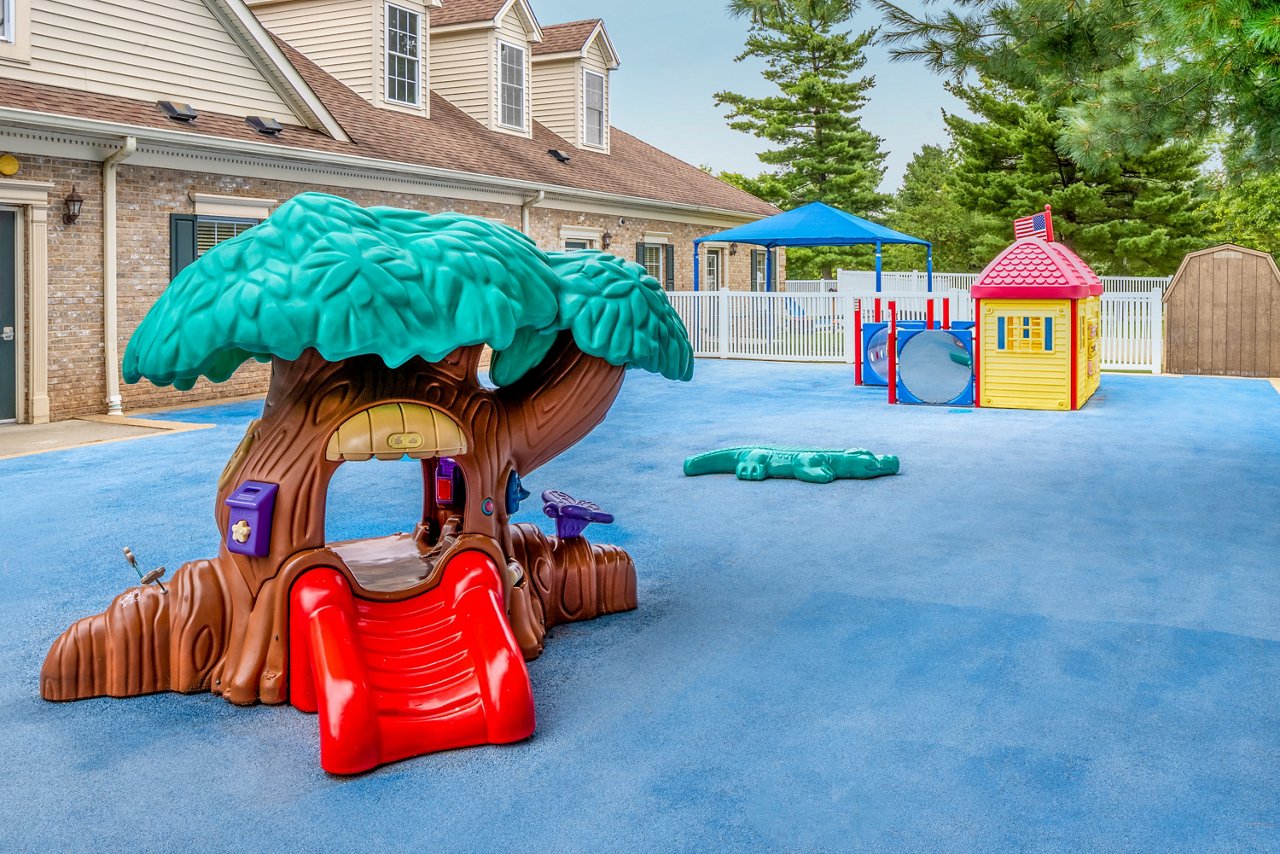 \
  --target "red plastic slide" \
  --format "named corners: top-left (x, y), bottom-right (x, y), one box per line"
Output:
top-left (288, 551), bottom-right (536, 775)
